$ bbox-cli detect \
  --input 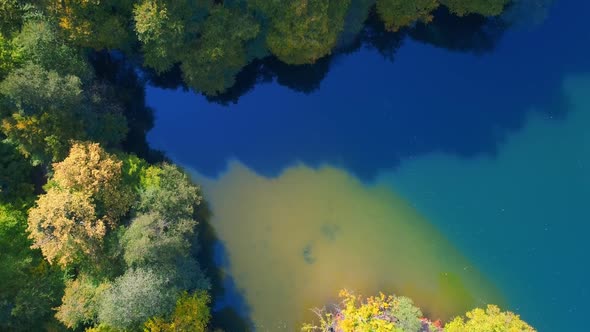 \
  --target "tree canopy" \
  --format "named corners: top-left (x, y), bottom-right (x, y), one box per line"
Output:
top-left (260, 0), bottom-right (351, 65)
top-left (376, 0), bottom-right (439, 31)
top-left (49, 0), bottom-right (135, 50)
top-left (97, 268), bottom-right (177, 330)
top-left (144, 291), bottom-right (211, 332)
top-left (444, 304), bottom-right (536, 332)
top-left (0, 204), bottom-right (64, 331)
top-left (0, 1), bottom-right (523, 330)
top-left (0, 20), bottom-right (126, 163)
top-left (440, 0), bottom-right (510, 16)
top-left (133, 0), bottom-right (210, 73)
top-left (1, 0), bottom-right (513, 97)
top-left (55, 274), bottom-right (109, 329)
top-left (303, 290), bottom-right (537, 332)
top-left (0, 141), bottom-right (33, 203)
top-left (180, 5), bottom-right (260, 95)
top-left (303, 289), bottom-right (429, 332)
top-left (27, 142), bottom-right (133, 267)
top-left (122, 213), bottom-right (196, 267)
